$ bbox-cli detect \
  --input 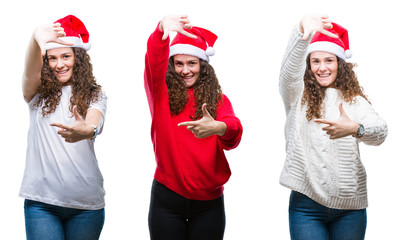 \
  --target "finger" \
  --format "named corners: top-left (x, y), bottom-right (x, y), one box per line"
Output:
top-left (319, 29), bottom-right (338, 38)
top-left (54, 38), bottom-right (74, 46)
top-left (314, 119), bottom-right (332, 125)
top-left (323, 22), bottom-right (333, 29)
top-left (322, 126), bottom-right (333, 131)
top-left (58, 130), bottom-right (71, 138)
top-left (50, 123), bottom-right (70, 130)
top-left (179, 18), bottom-right (191, 24)
top-left (178, 121), bottom-right (196, 127)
